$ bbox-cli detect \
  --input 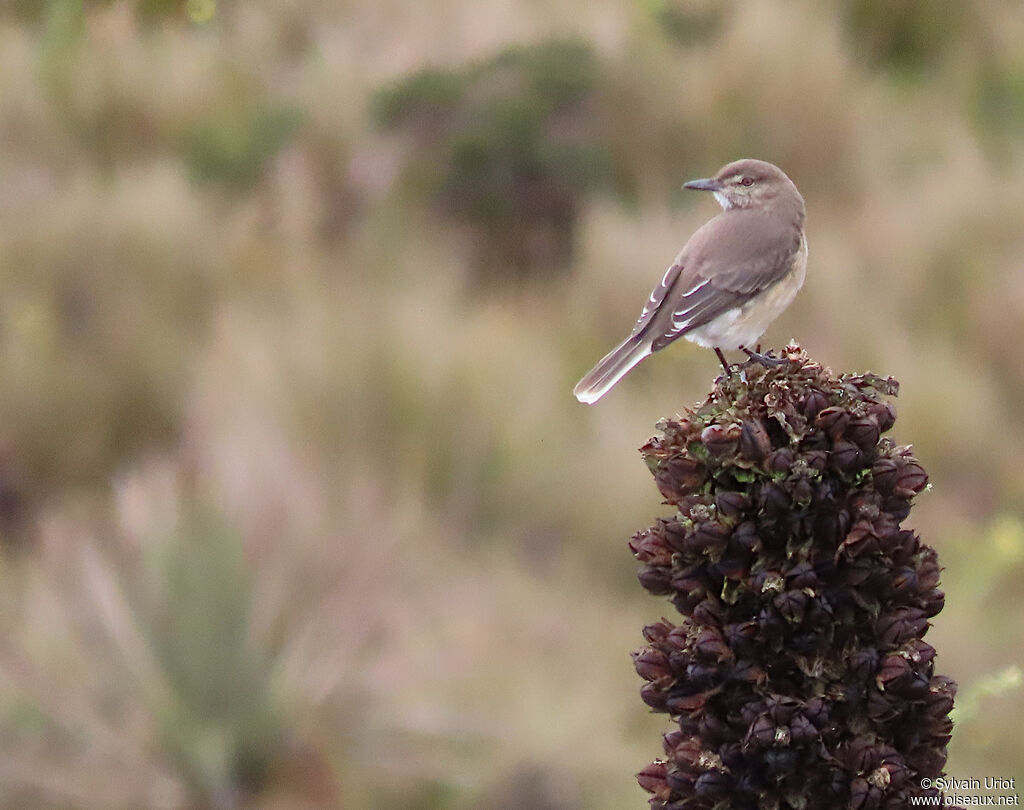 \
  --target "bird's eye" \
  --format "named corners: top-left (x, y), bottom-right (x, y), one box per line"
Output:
top-left (741, 177), bottom-right (754, 187)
